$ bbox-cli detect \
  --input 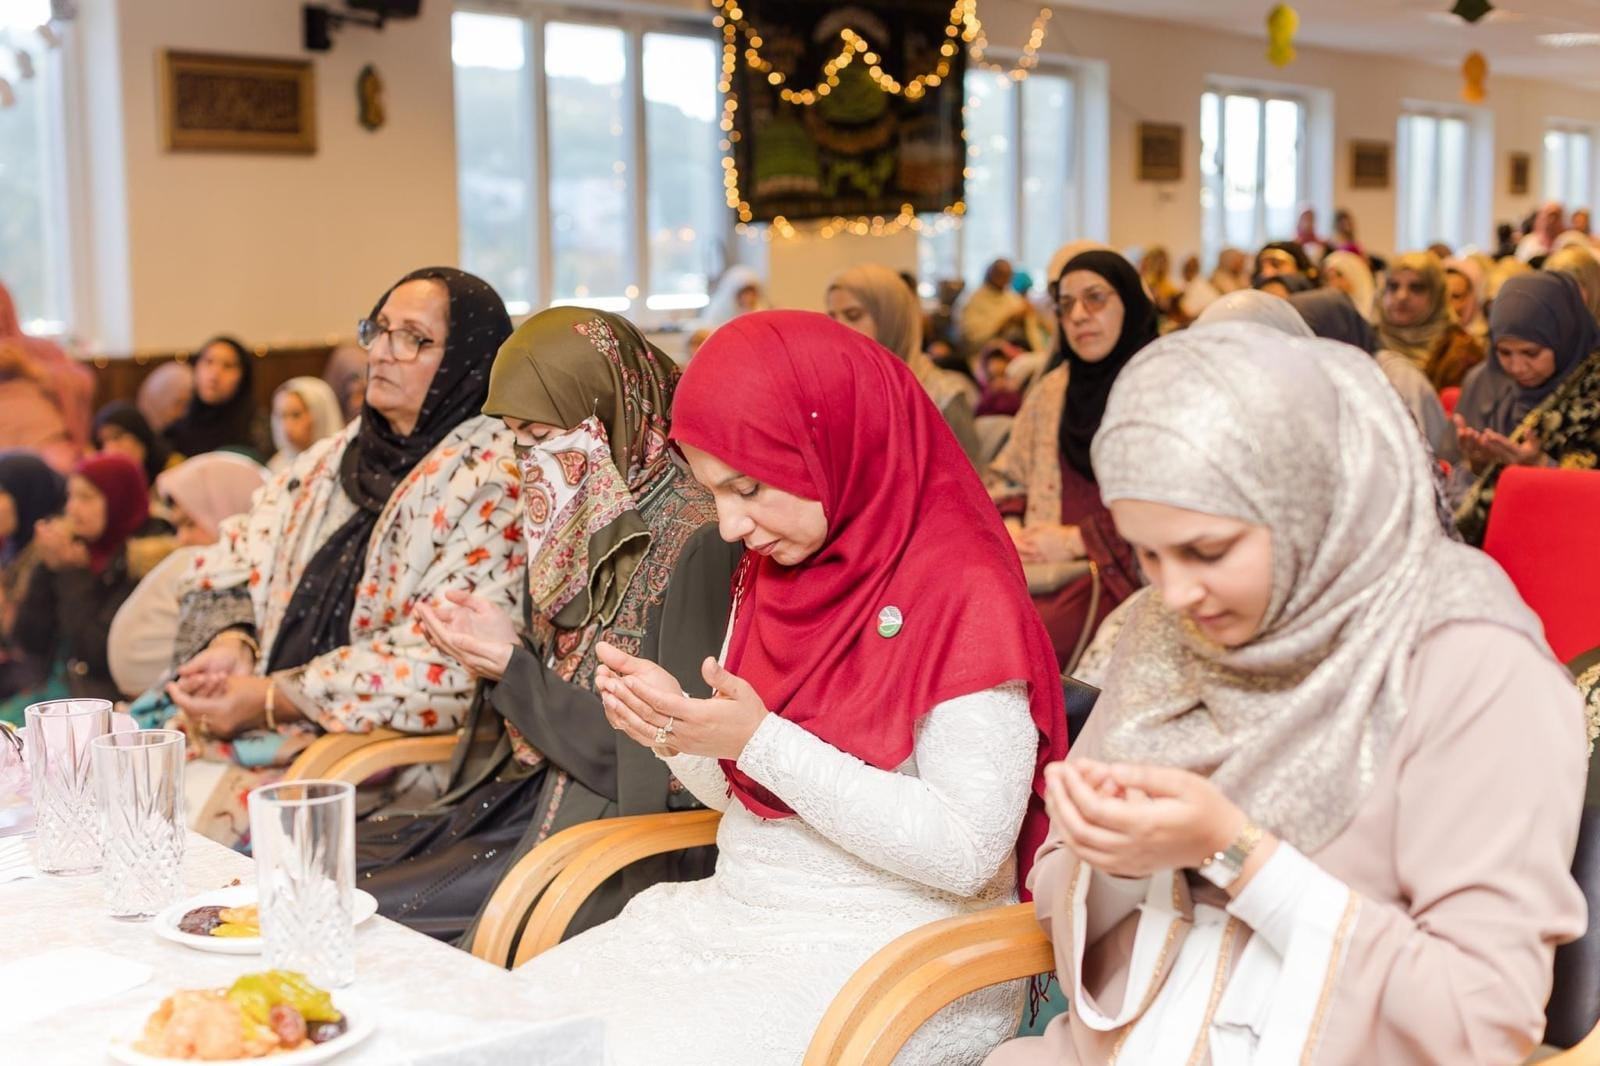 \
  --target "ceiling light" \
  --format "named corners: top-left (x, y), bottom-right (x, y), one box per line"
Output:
top-left (1539, 32), bottom-right (1600, 48)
